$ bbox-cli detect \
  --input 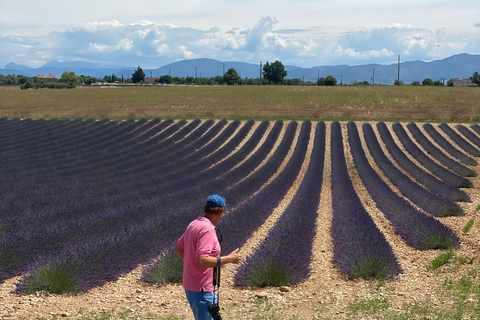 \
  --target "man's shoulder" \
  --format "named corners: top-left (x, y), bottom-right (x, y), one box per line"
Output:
top-left (187, 217), bottom-right (213, 231)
